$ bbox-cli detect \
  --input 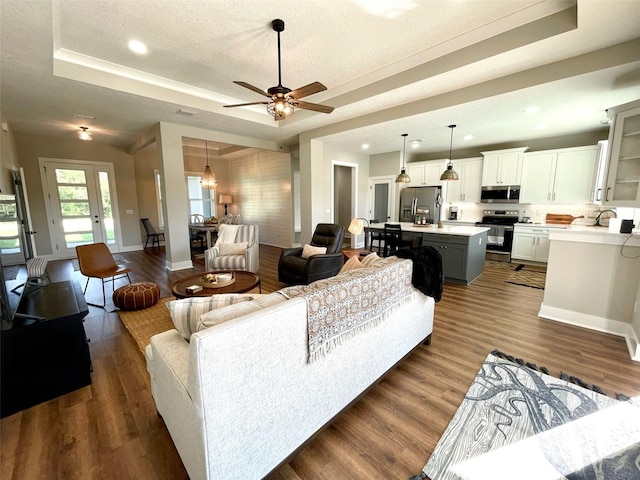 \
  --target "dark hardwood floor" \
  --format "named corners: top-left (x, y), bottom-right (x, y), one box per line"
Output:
top-left (2, 246), bottom-right (639, 479)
